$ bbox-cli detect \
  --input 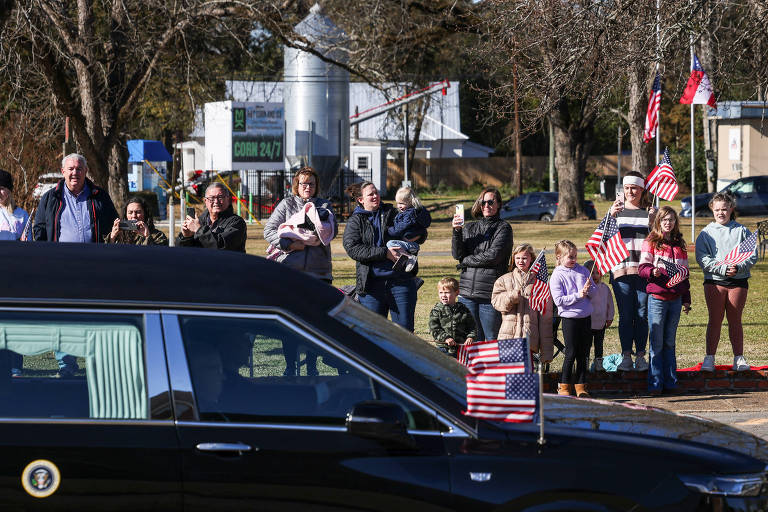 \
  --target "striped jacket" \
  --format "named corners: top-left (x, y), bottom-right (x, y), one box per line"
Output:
top-left (610, 207), bottom-right (653, 279)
